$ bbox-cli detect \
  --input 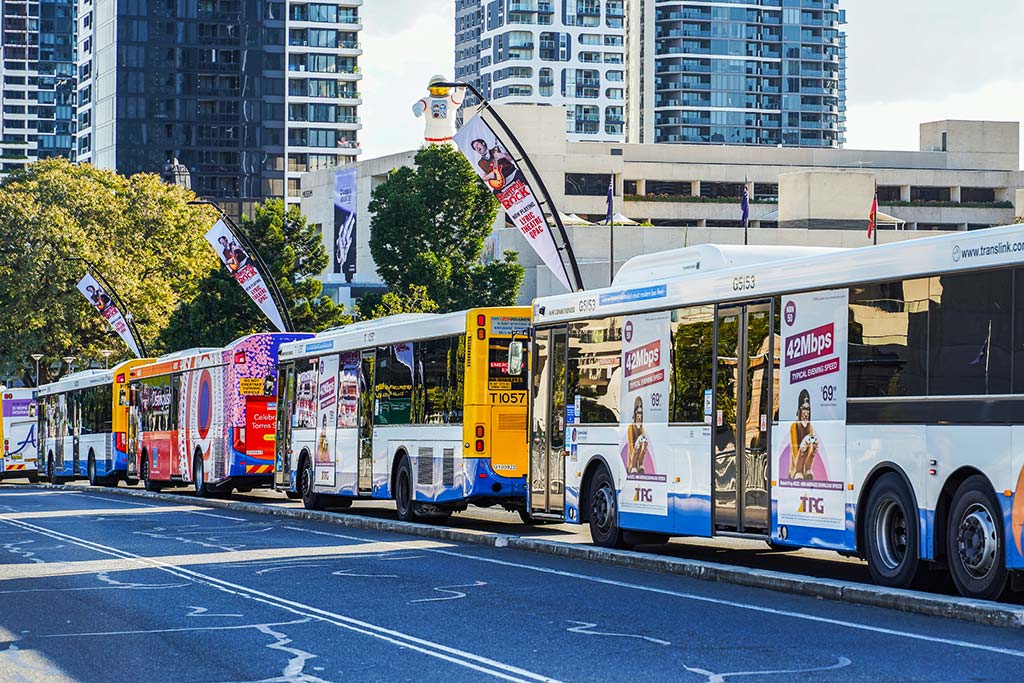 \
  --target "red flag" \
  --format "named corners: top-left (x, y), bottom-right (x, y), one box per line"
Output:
top-left (867, 195), bottom-right (878, 239)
